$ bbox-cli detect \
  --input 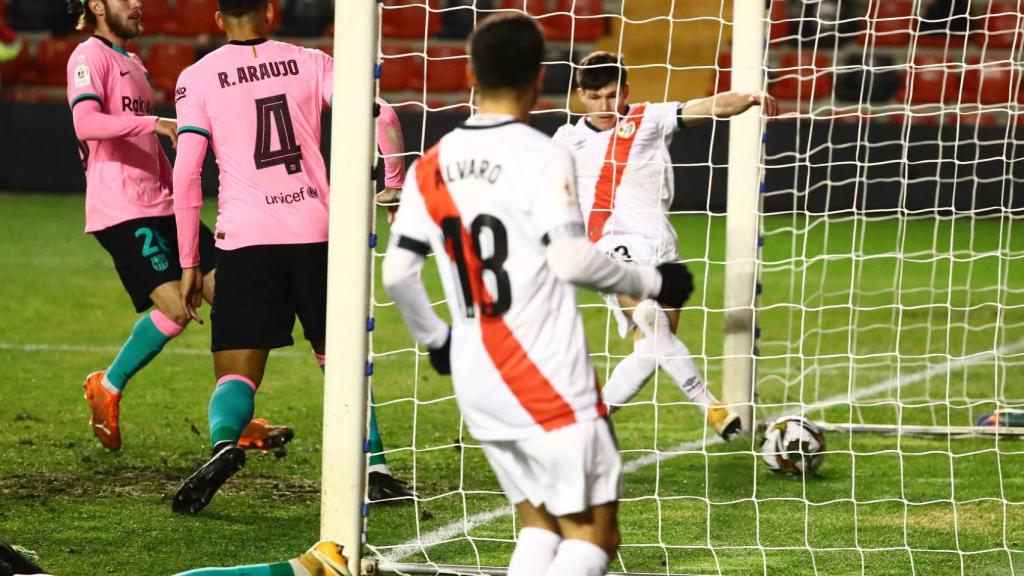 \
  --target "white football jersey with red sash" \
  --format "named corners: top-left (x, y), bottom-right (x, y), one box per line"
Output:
top-left (390, 115), bottom-right (607, 441)
top-left (553, 102), bottom-right (682, 247)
